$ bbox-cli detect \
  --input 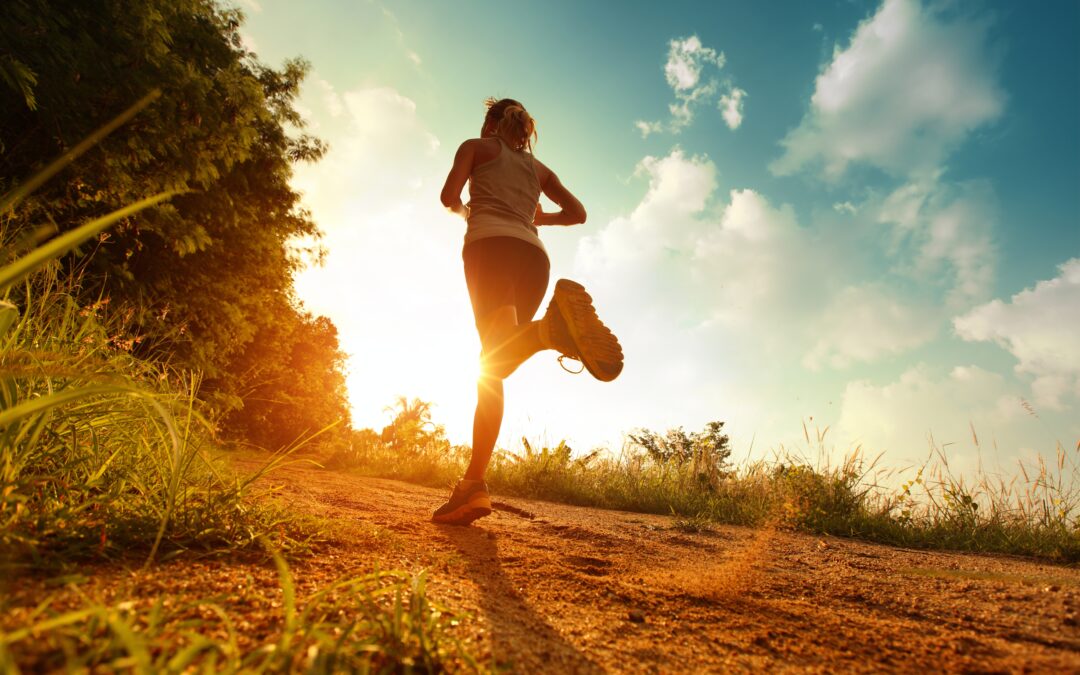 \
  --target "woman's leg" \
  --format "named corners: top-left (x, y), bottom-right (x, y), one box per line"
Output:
top-left (463, 306), bottom-right (543, 480)
top-left (461, 242), bottom-right (550, 480)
